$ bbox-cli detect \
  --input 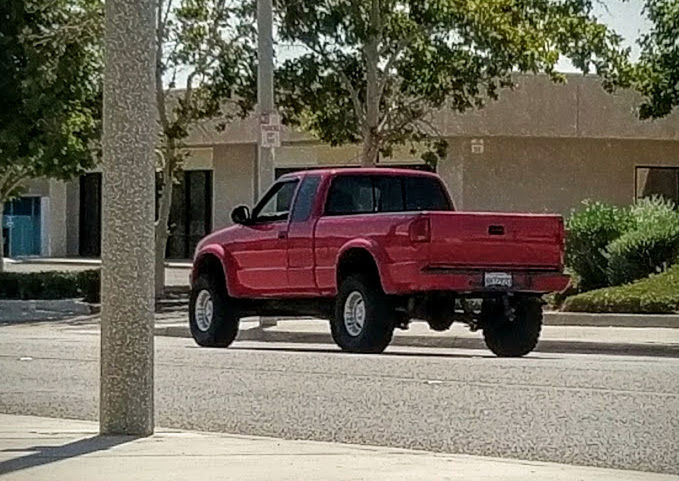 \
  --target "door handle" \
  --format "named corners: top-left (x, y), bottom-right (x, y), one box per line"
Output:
top-left (278, 231), bottom-right (288, 239)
